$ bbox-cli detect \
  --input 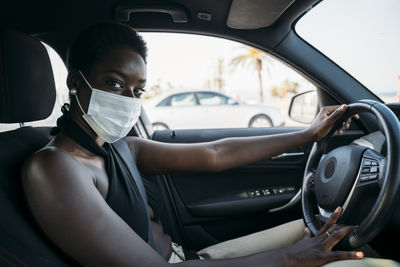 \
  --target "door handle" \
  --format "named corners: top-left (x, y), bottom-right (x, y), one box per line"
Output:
top-left (115, 6), bottom-right (188, 23)
top-left (269, 189), bottom-right (301, 212)
top-left (271, 152), bottom-right (305, 160)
